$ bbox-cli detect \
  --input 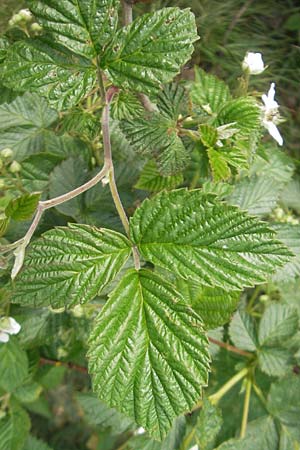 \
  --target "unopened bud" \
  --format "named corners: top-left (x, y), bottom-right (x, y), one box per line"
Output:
top-left (19, 9), bottom-right (32, 21)
top-left (1, 148), bottom-right (13, 159)
top-left (30, 22), bottom-right (42, 32)
top-left (9, 161), bottom-right (21, 173)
